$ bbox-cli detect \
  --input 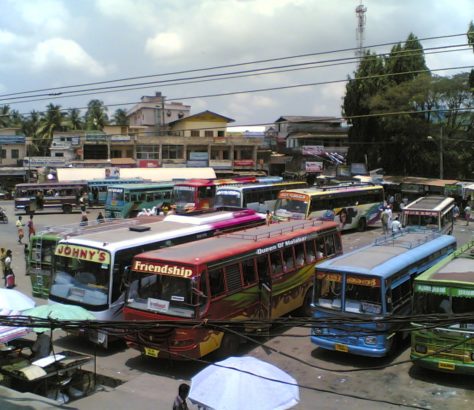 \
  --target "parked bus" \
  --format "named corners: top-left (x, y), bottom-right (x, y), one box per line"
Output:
top-left (310, 230), bottom-right (457, 357)
top-left (215, 181), bottom-right (307, 213)
top-left (173, 177), bottom-right (257, 213)
top-left (411, 240), bottom-right (474, 374)
top-left (49, 209), bottom-right (265, 346)
top-left (401, 196), bottom-right (455, 235)
top-left (104, 182), bottom-right (174, 218)
top-left (124, 219), bottom-right (342, 360)
top-left (87, 178), bottom-right (149, 206)
top-left (14, 182), bottom-right (88, 214)
top-left (27, 217), bottom-right (162, 298)
top-left (273, 183), bottom-right (384, 231)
